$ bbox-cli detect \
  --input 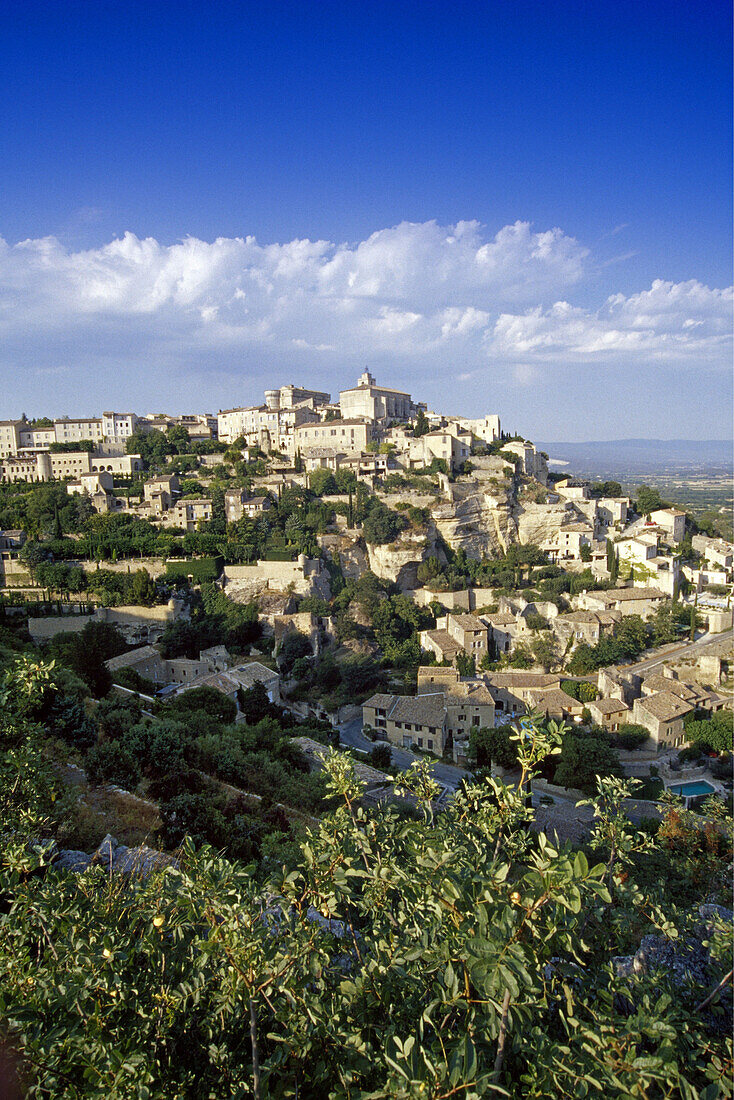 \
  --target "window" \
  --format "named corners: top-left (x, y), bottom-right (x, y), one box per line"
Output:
top-left (427, 740), bottom-right (433, 751)
top-left (472, 715), bottom-right (480, 726)
top-left (404, 723), bottom-right (412, 731)
top-left (394, 721), bottom-right (402, 729)
top-left (417, 738), bottom-right (423, 748)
